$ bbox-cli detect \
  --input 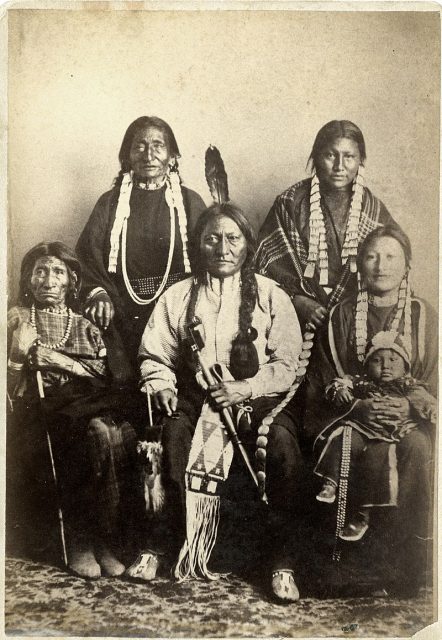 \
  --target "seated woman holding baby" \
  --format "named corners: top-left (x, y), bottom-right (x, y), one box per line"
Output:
top-left (7, 242), bottom-right (143, 580)
top-left (304, 225), bottom-right (437, 596)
